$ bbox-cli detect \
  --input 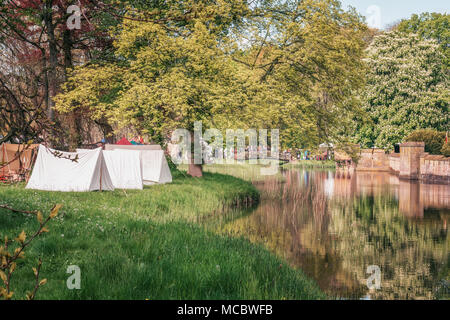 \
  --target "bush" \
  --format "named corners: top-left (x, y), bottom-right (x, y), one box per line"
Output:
top-left (405, 129), bottom-right (446, 155)
top-left (441, 142), bottom-right (450, 157)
